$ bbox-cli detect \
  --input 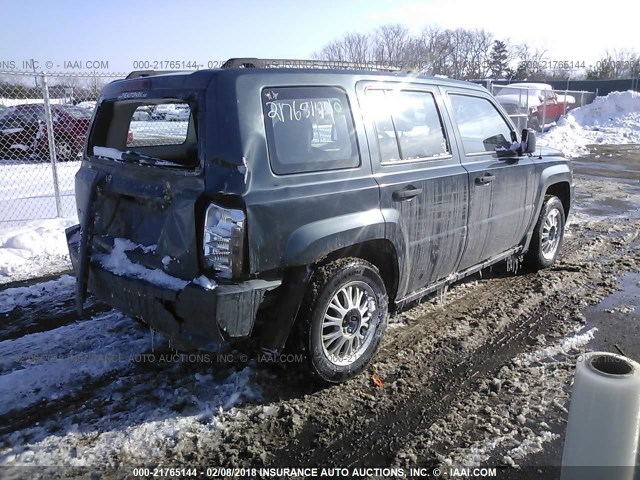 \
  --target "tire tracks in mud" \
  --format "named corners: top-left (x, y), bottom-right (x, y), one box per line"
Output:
top-left (263, 218), bottom-right (640, 469)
